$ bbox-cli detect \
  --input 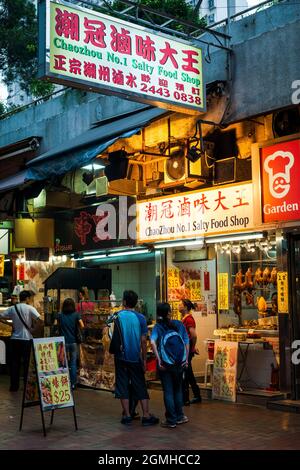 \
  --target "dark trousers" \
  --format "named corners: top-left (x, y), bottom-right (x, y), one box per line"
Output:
top-left (183, 352), bottom-right (201, 403)
top-left (9, 339), bottom-right (31, 391)
top-left (159, 367), bottom-right (184, 425)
